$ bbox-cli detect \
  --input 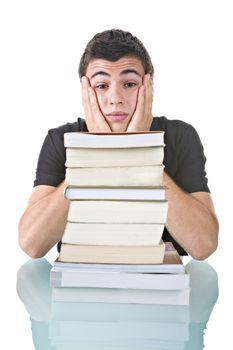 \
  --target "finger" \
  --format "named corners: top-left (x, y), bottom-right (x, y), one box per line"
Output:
top-left (88, 86), bottom-right (104, 122)
top-left (126, 86), bottom-right (145, 132)
top-left (88, 87), bottom-right (104, 120)
top-left (143, 73), bottom-right (150, 86)
top-left (144, 74), bottom-right (153, 121)
top-left (88, 87), bottom-right (111, 131)
top-left (81, 77), bottom-right (111, 132)
top-left (136, 85), bottom-right (145, 118)
top-left (81, 76), bottom-right (92, 118)
top-left (81, 76), bottom-right (91, 103)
